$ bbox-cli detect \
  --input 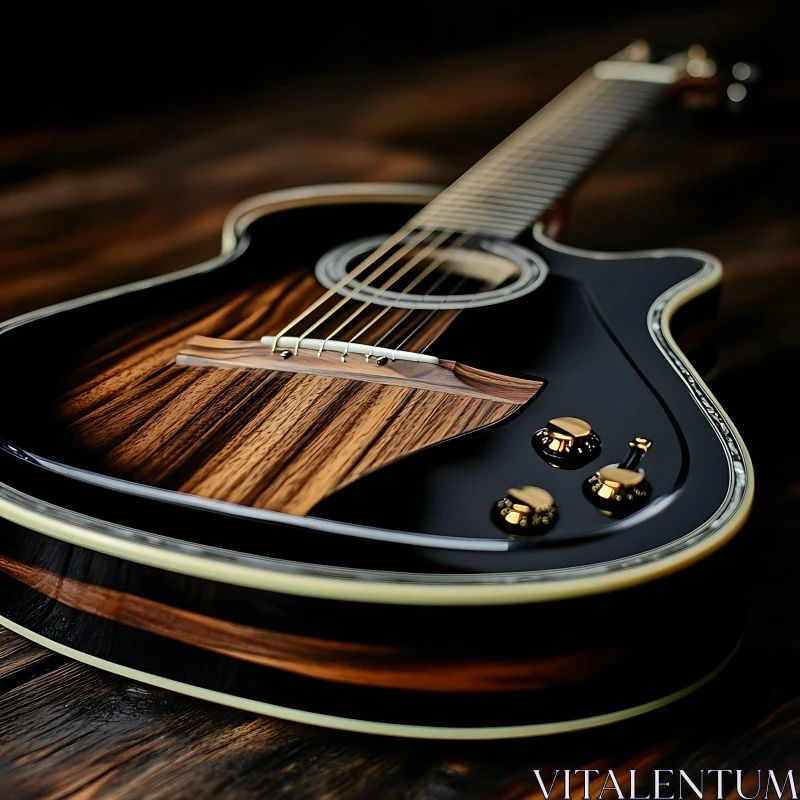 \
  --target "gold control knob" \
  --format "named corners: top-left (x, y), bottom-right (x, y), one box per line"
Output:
top-left (583, 437), bottom-right (653, 516)
top-left (588, 466), bottom-right (650, 502)
top-left (496, 486), bottom-right (557, 532)
top-left (532, 416), bottom-right (601, 468)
